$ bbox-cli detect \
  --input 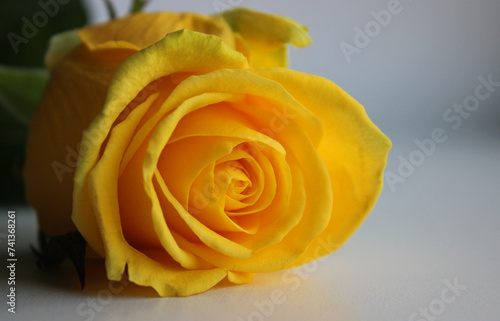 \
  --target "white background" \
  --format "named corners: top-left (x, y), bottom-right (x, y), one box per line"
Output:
top-left (1, 0), bottom-right (500, 320)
